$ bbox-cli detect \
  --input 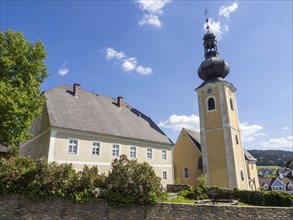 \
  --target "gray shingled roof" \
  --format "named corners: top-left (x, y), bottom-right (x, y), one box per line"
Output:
top-left (258, 177), bottom-right (274, 187)
top-left (45, 84), bottom-right (173, 145)
top-left (184, 129), bottom-right (201, 151)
